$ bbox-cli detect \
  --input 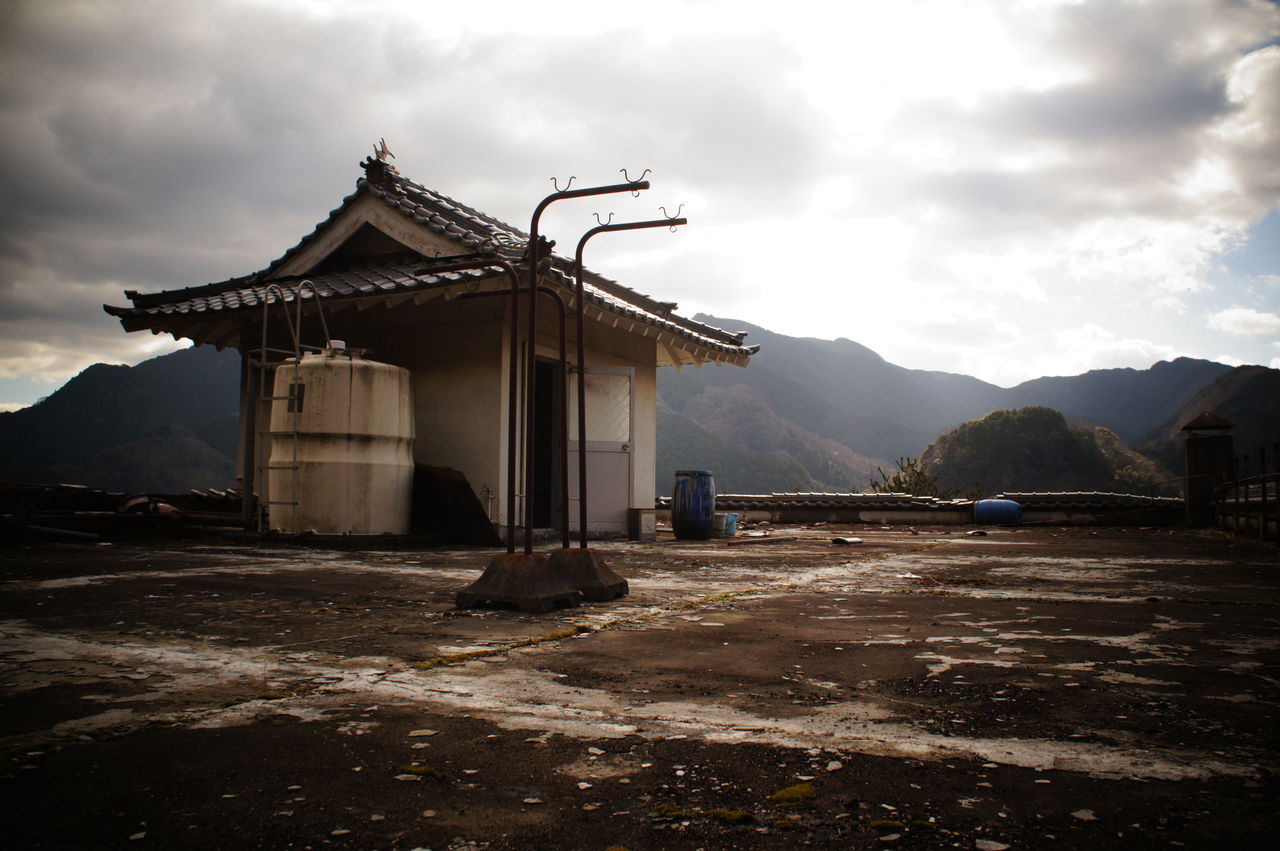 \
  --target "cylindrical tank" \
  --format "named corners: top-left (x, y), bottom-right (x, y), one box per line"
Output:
top-left (974, 498), bottom-right (1023, 525)
top-left (266, 350), bottom-right (414, 535)
top-left (672, 470), bottom-right (715, 540)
